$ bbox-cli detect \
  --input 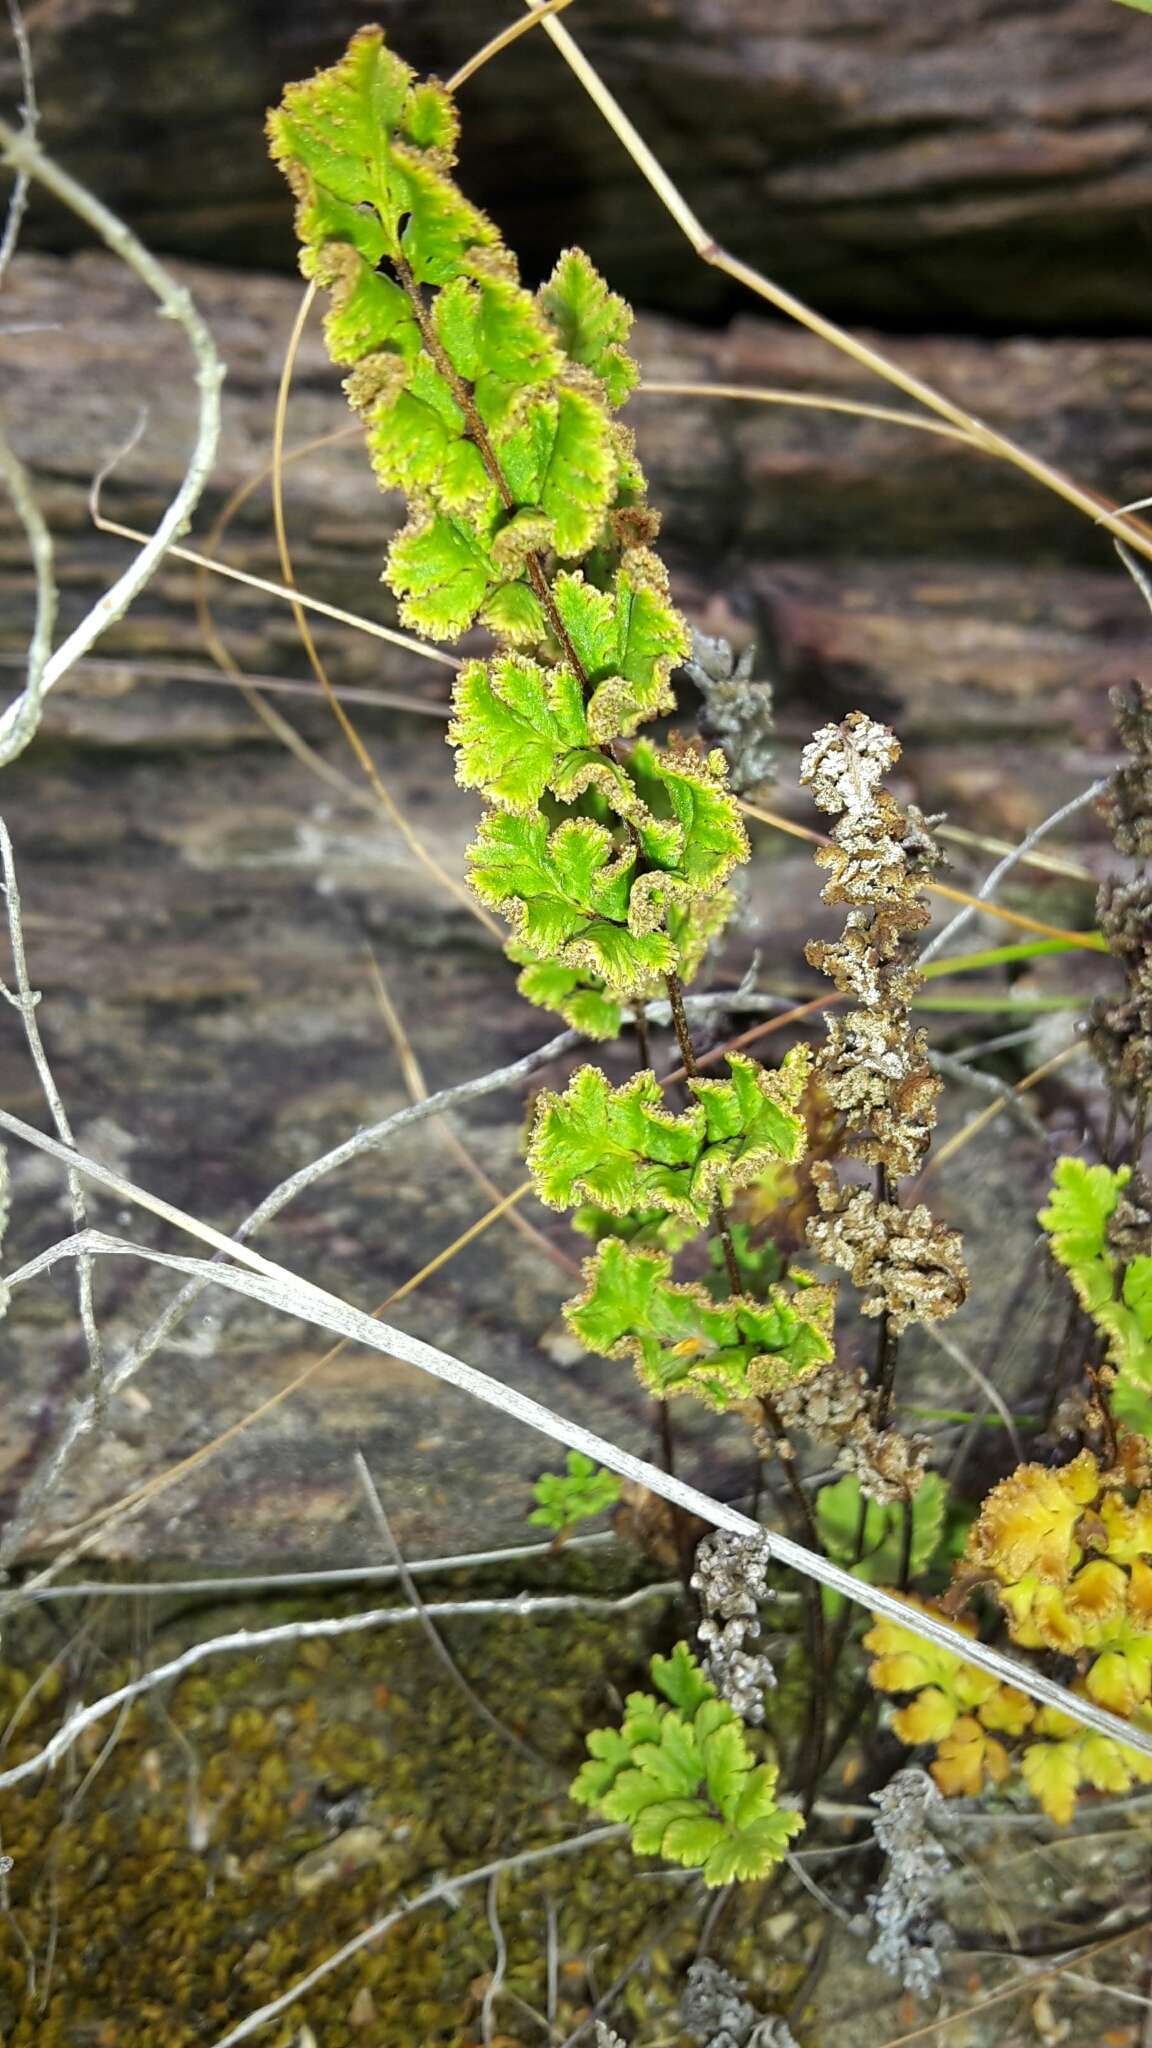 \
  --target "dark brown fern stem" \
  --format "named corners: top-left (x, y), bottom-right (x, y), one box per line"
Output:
top-left (759, 1392), bottom-right (827, 1809)
top-left (873, 1165), bottom-right (901, 1429)
top-left (633, 1004), bottom-right (651, 1073)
